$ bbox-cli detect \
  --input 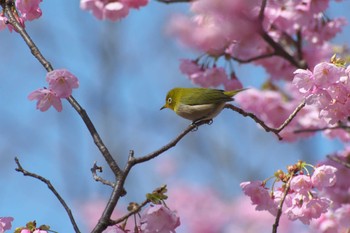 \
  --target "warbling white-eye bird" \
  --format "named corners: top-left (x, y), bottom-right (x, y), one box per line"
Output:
top-left (160, 87), bottom-right (246, 124)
